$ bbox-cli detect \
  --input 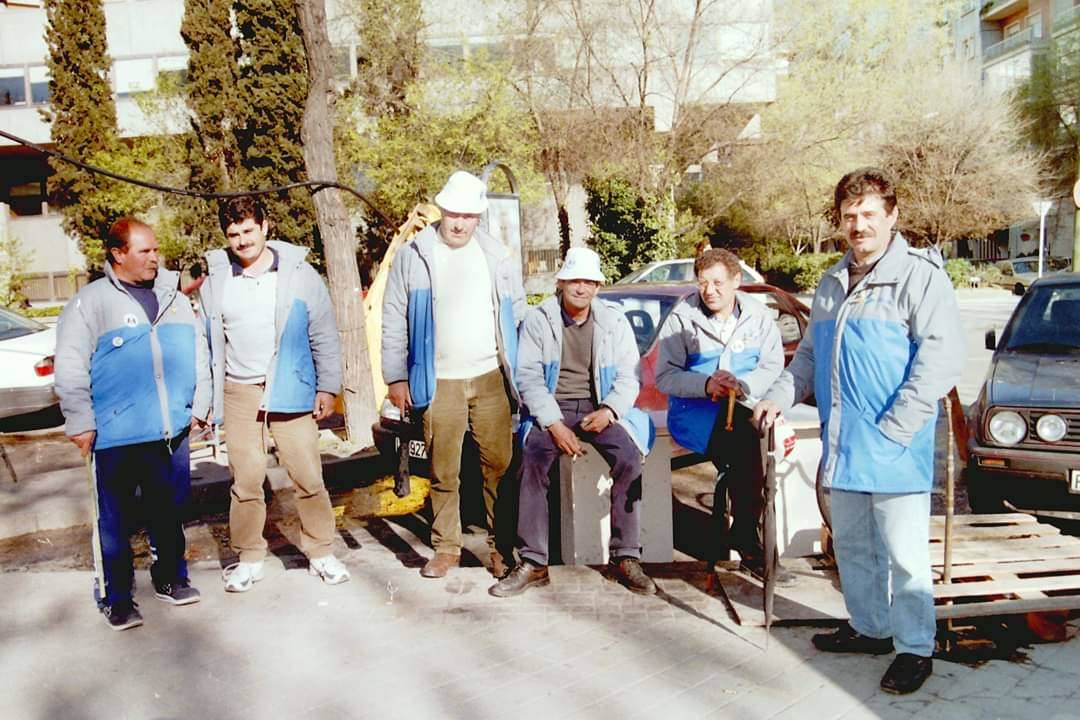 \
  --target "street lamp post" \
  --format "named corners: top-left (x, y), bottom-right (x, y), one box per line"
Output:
top-left (1032, 200), bottom-right (1053, 278)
